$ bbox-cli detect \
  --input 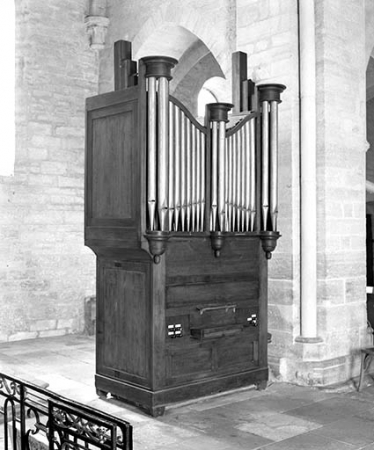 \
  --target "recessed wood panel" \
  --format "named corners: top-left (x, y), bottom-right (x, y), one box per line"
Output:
top-left (169, 347), bottom-right (213, 378)
top-left (98, 263), bottom-right (150, 383)
top-left (216, 335), bottom-right (258, 370)
top-left (90, 102), bottom-right (137, 221)
top-left (166, 281), bottom-right (258, 309)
